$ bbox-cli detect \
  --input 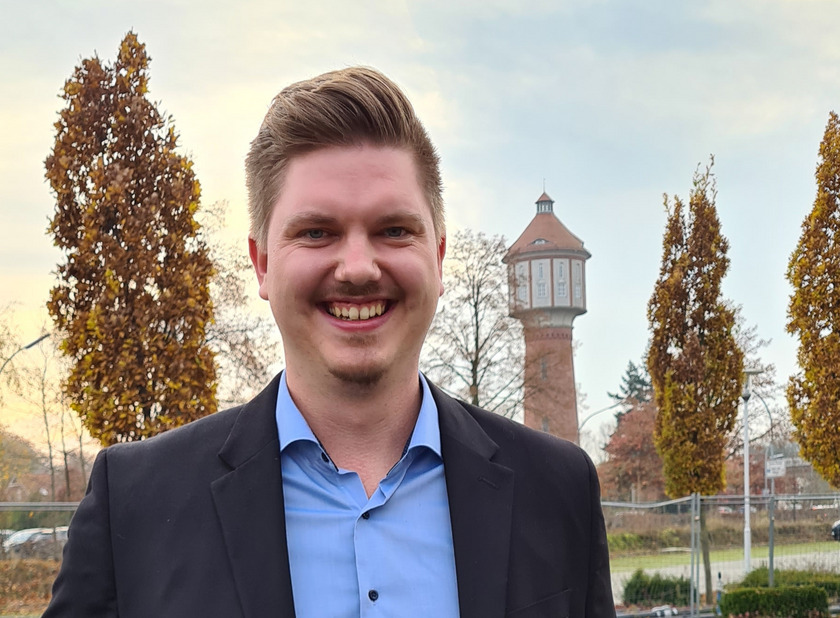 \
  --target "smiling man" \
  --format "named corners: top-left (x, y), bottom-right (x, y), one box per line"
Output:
top-left (44, 67), bottom-right (615, 618)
